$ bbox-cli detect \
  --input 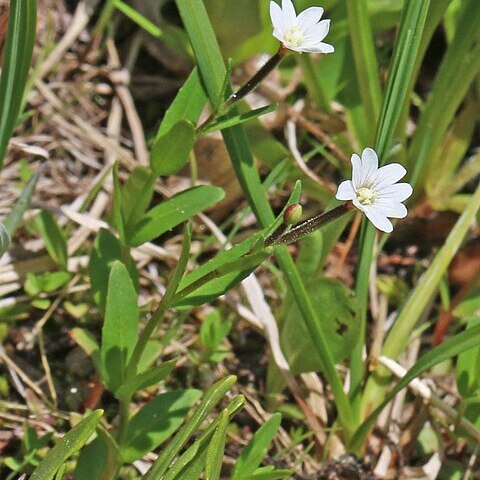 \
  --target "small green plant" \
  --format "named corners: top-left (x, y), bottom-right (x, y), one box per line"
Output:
top-left (2, 0), bottom-right (480, 478)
